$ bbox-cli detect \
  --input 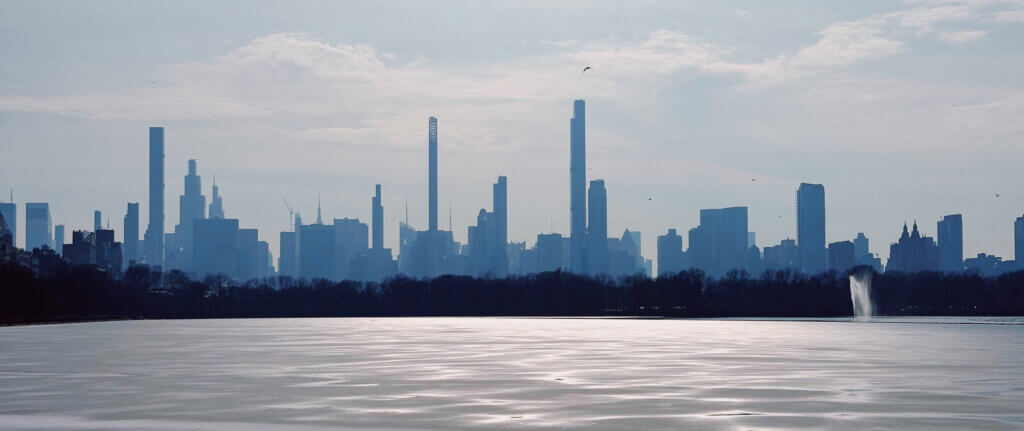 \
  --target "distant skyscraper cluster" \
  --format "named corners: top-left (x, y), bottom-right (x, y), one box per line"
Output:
top-left (2, 99), bottom-right (1022, 282)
